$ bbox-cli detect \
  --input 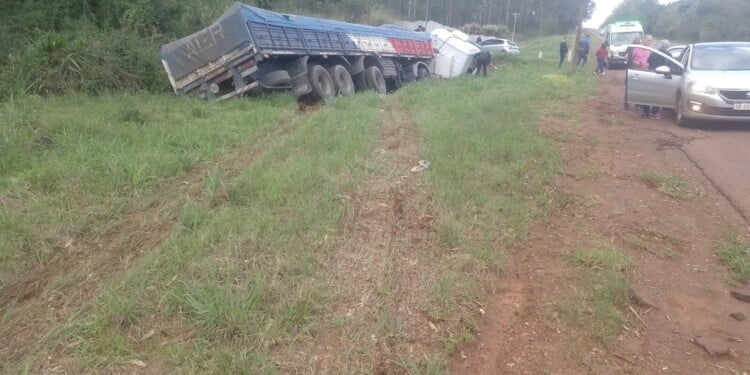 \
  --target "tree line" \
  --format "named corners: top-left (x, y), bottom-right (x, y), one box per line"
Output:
top-left (603, 0), bottom-right (750, 42)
